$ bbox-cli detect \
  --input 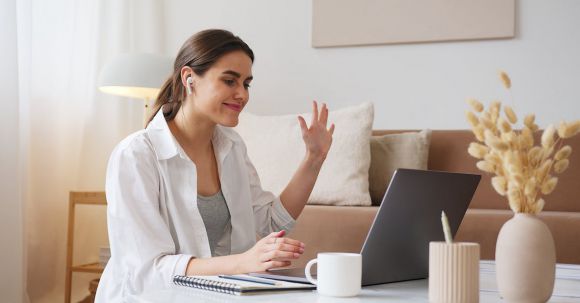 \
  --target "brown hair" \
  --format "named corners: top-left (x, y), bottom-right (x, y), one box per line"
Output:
top-left (147, 29), bottom-right (254, 125)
